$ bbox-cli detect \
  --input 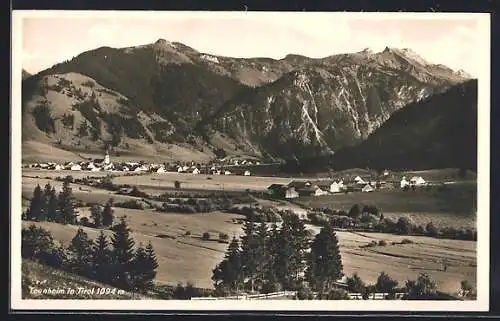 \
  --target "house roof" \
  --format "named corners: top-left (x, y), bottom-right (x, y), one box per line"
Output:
top-left (268, 184), bottom-right (285, 190)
